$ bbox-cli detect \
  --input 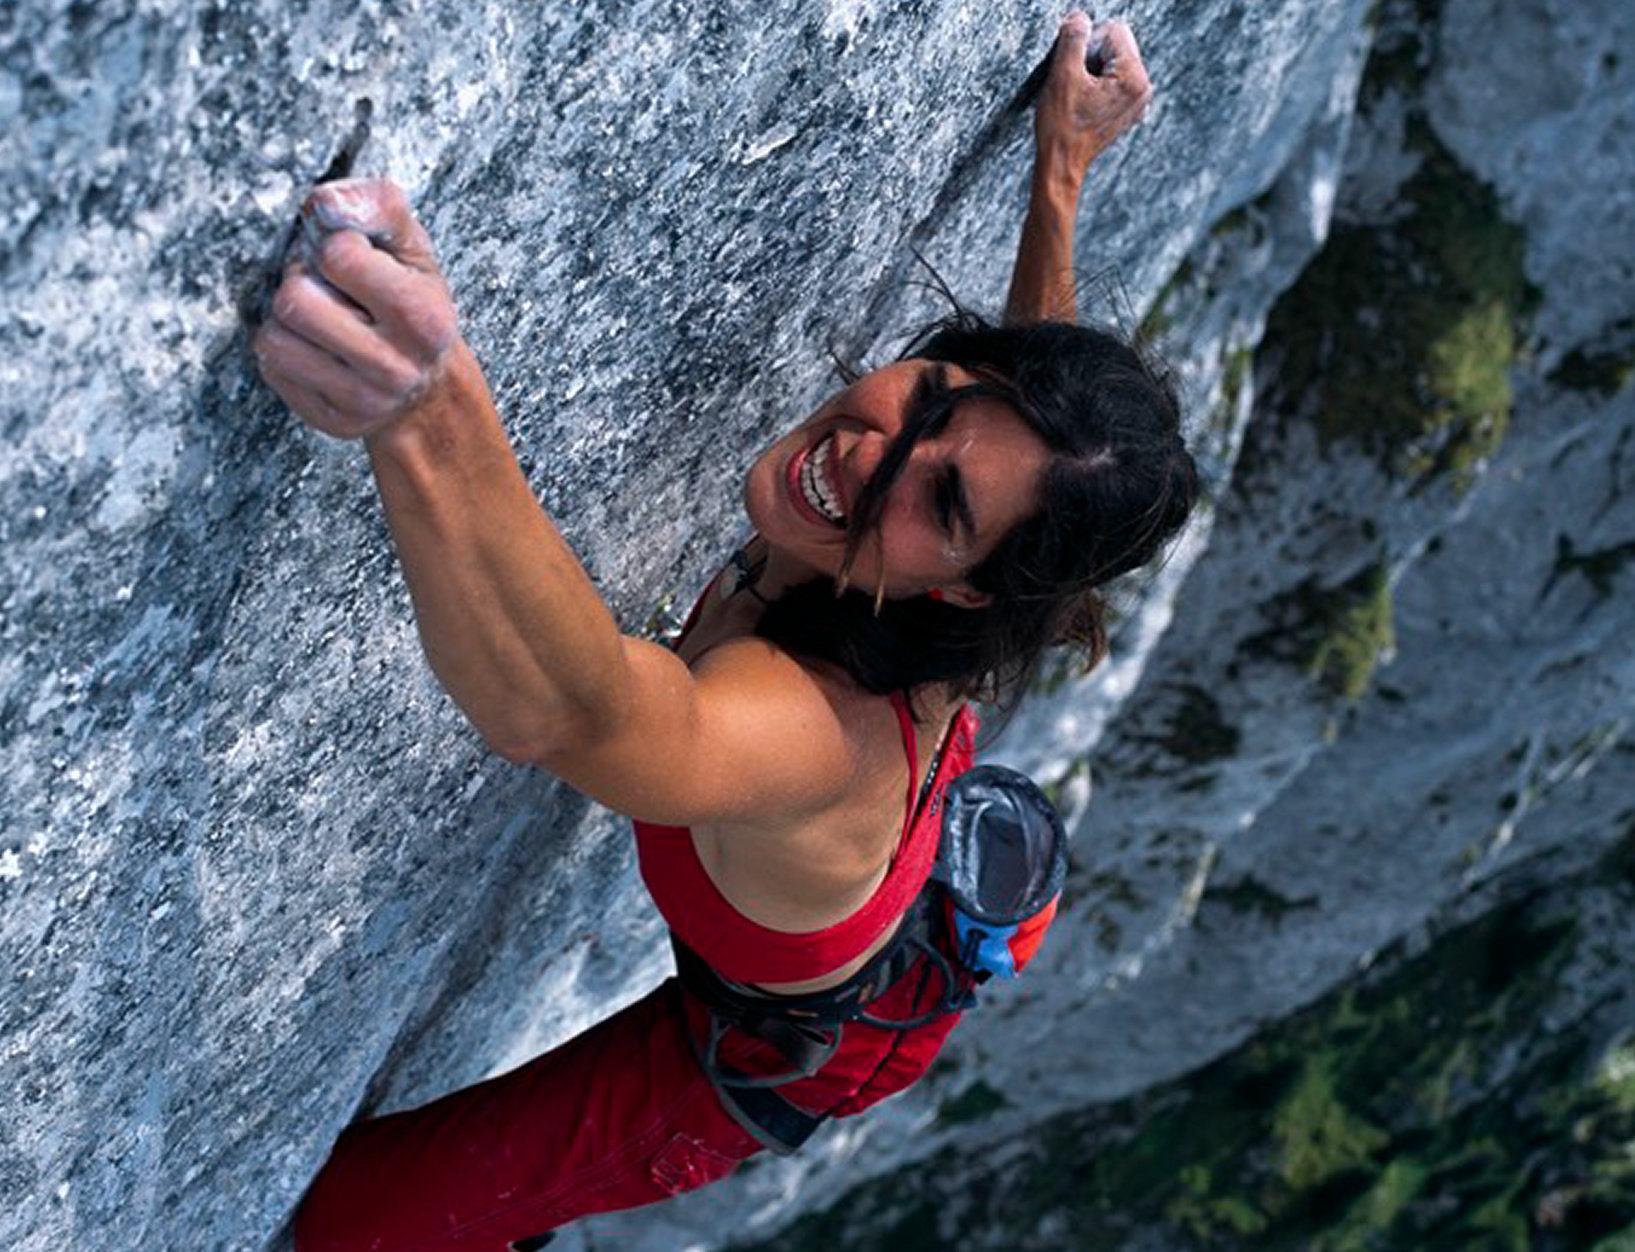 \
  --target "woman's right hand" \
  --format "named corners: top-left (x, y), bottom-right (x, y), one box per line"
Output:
top-left (255, 179), bottom-right (462, 441)
top-left (1035, 14), bottom-right (1153, 186)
